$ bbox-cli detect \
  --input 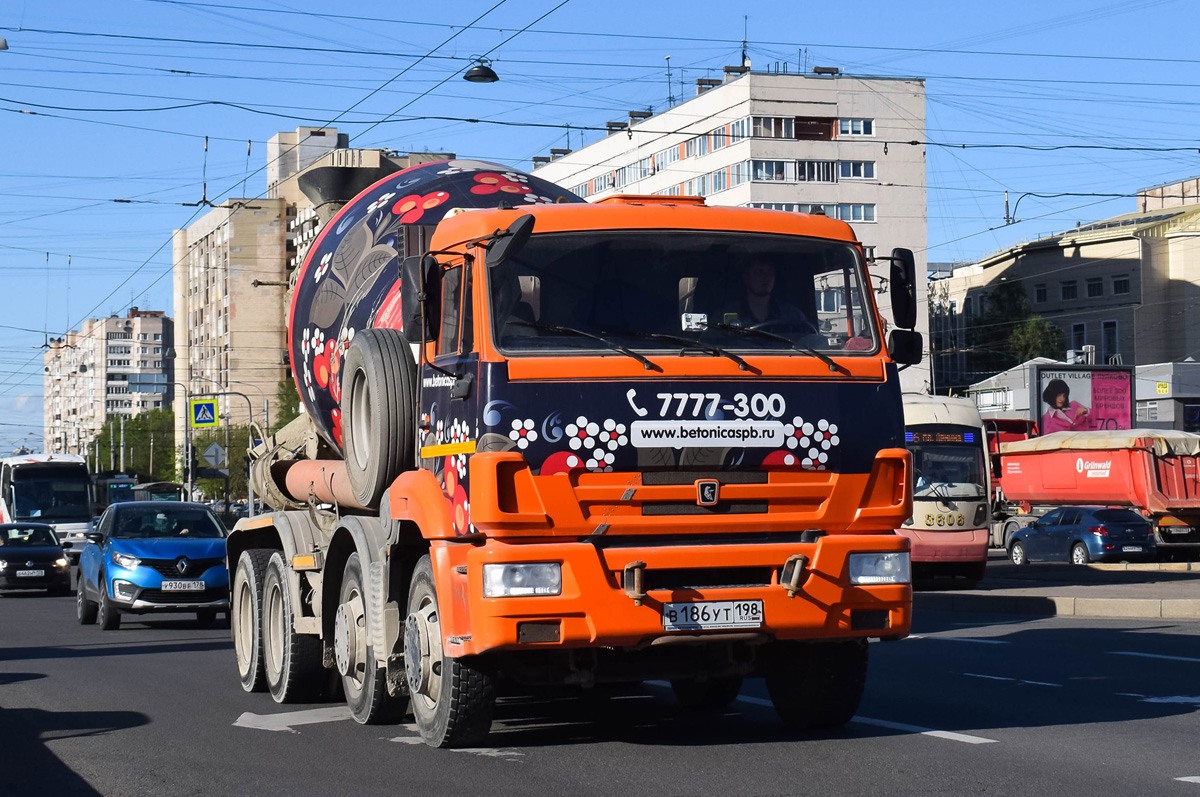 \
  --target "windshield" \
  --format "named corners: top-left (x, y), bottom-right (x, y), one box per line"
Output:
top-left (108, 483), bottom-right (134, 504)
top-left (11, 466), bottom-right (91, 521)
top-left (0, 526), bottom-right (59, 547)
top-left (911, 444), bottom-right (987, 500)
top-left (489, 231), bottom-right (877, 357)
top-left (112, 507), bottom-right (226, 539)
